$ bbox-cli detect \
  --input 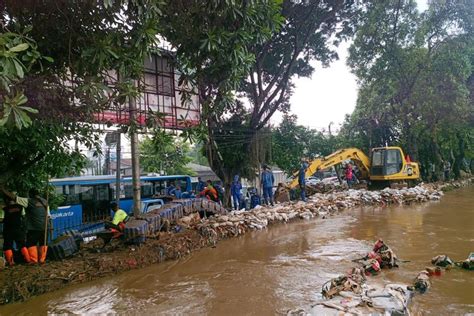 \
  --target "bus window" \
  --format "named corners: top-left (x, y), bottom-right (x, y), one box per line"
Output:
top-left (124, 184), bottom-right (133, 199)
top-left (96, 185), bottom-right (108, 200)
top-left (151, 181), bottom-right (165, 196)
top-left (66, 185), bottom-right (80, 205)
top-left (81, 184), bottom-right (110, 223)
top-left (80, 185), bottom-right (94, 201)
top-left (141, 182), bottom-right (153, 198)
